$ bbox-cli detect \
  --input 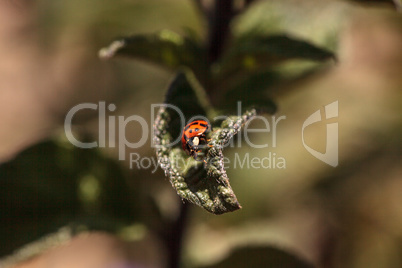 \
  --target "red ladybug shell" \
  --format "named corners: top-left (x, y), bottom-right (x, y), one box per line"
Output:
top-left (181, 120), bottom-right (210, 156)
